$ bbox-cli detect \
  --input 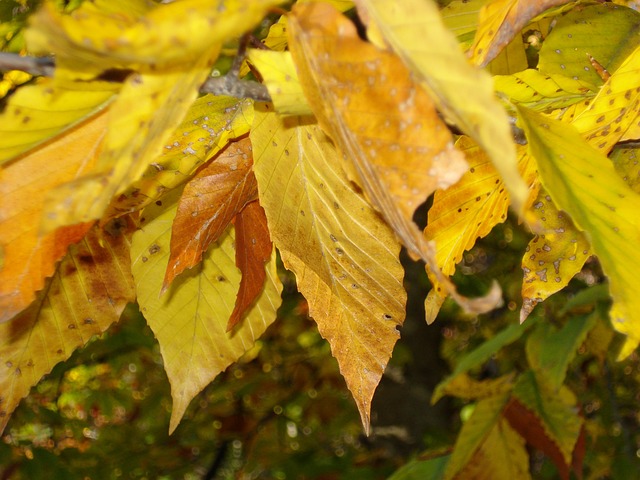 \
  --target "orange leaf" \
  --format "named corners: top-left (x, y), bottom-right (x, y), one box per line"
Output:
top-left (227, 200), bottom-right (272, 331)
top-left (0, 219), bottom-right (136, 434)
top-left (163, 137), bottom-right (257, 290)
top-left (0, 110), bottom-right (108, 322)
top-left (288, 2), bottom-right (500, 314)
